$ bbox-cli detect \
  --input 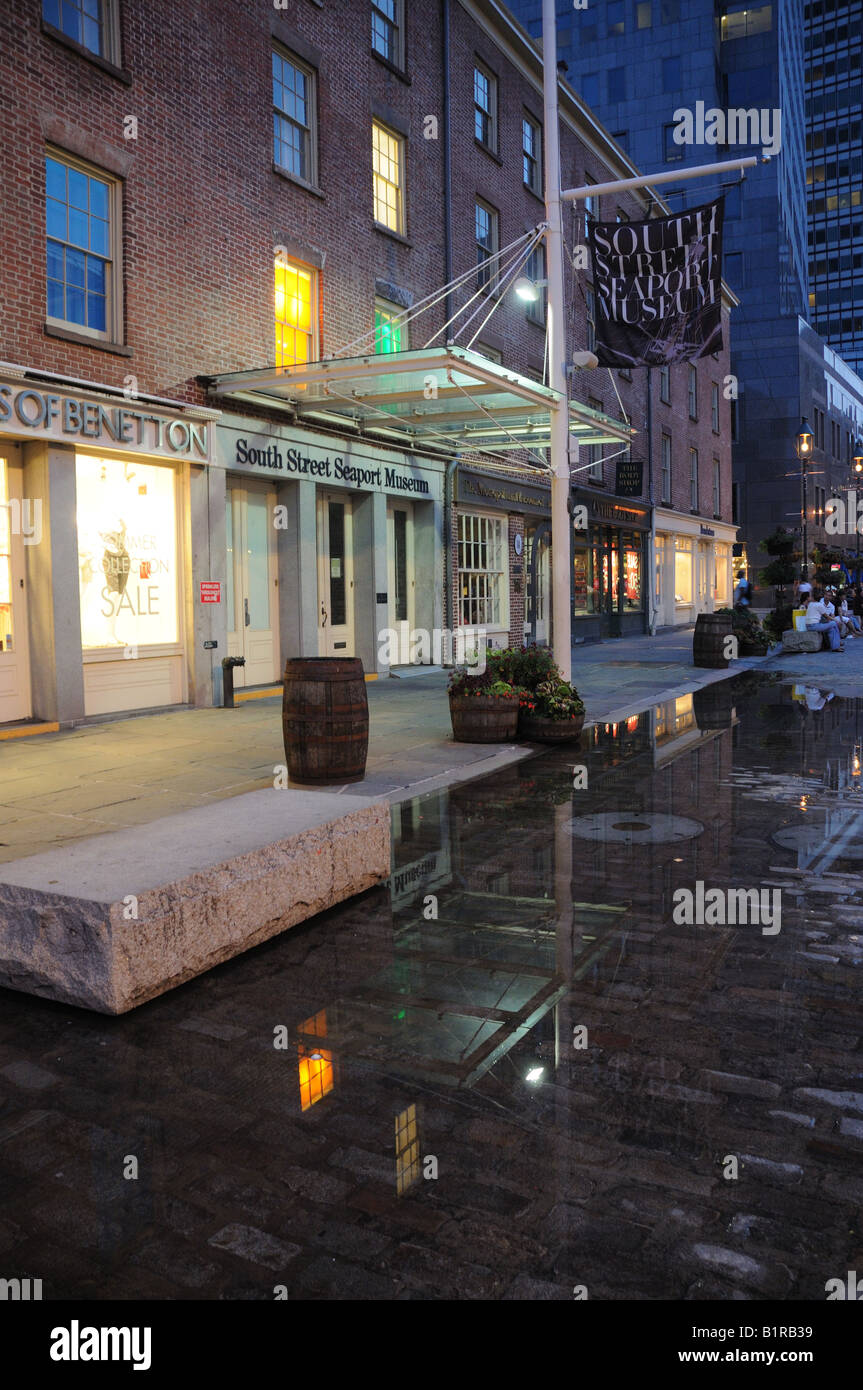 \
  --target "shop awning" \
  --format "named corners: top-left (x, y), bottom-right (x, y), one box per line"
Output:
top-left (208, 345), bottom-right (634, 461)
